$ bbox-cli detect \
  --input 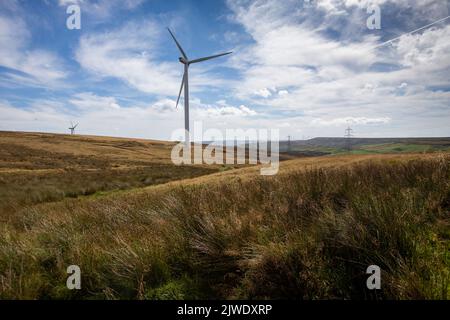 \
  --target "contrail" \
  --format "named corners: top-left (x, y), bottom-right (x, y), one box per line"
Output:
top-left (371, 15), bottom-right (450, 50)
